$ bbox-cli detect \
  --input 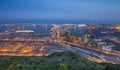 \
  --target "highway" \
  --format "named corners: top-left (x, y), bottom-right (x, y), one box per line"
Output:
top-left (70, 46), bottom-right (120, 64)
top-left (52, 42), bottom-right (119, 64)
top-left (58, 41), bottom-right (120, 64)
